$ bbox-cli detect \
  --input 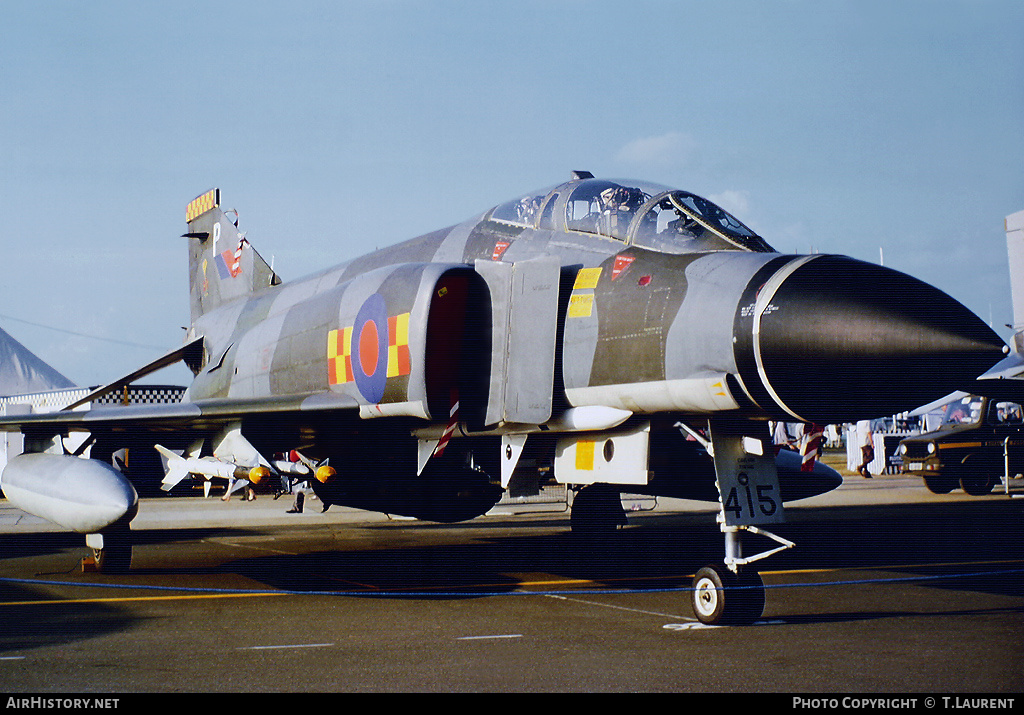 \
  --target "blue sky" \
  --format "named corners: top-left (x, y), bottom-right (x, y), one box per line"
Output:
top-left (1, 0), bottom-right (1022, 387)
